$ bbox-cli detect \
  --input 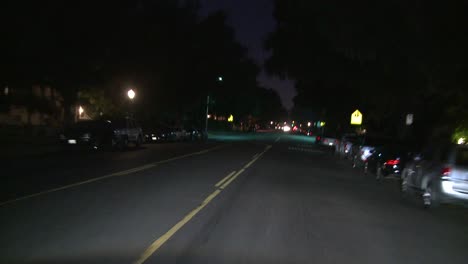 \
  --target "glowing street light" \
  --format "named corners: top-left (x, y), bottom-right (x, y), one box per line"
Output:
top-left (127, 89), bottom-right (136, 100)
top-left (78, 106), bottom-right (84, 116)
top-left (307, 122), bottom-right (311, 127)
